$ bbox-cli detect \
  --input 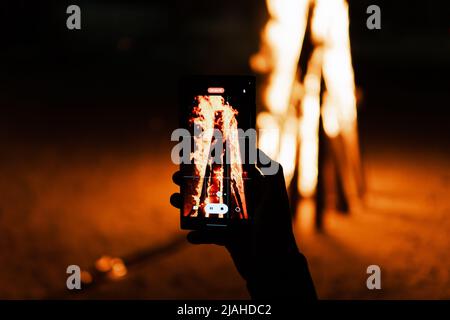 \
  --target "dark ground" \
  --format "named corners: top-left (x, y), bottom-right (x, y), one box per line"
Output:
top-left (0, 104), bottom-right (448, 299)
